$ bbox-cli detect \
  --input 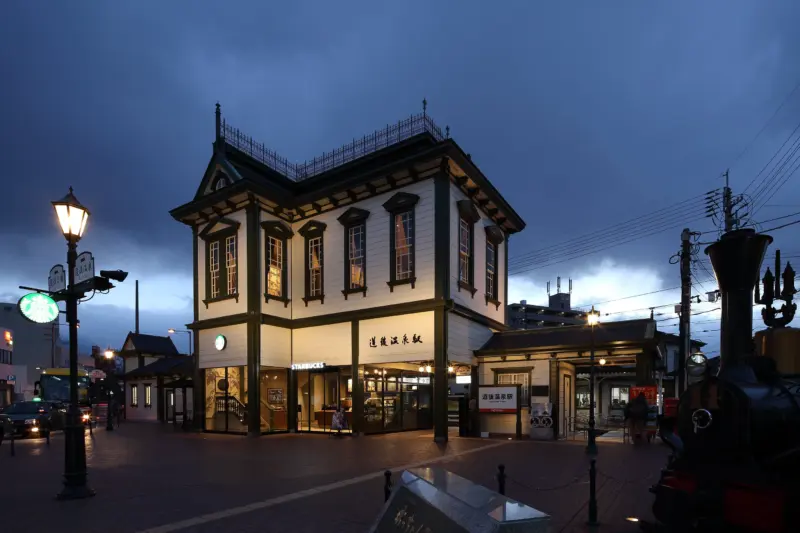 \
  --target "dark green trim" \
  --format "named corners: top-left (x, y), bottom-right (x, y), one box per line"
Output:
top-left (199, 218), bottom-right (240, 240)
top-left (246, 203), bottom-right (261, 437)
top-left (385, 192), bottom-right (418, 290)
top-left (503, 238), bottom-right (509, 326)
top-left (451, 304), bottom-right (509, 331)
top-left (433, 307), bottom-right (448, 443)
top-left (192, 224), bottom-right (202, 431)
top-left (263, 222), bottom-right (291, 306)
top-left (434, 170), bottom-right (451, 301)
top-left (188, 313), bottom-right (249, 331)
top-left (350, 320), bottom-right (363, 435)
top-left (260, 314), bottom-right (294, 329)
